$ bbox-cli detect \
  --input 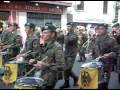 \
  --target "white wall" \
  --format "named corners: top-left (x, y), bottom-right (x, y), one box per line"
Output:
top-left (67, 1), bottom-right (116, 24)
top-left (18, 12), bottom-right (27, 50)
top-left (118, 9), bottom-right (120, 23)
top-left (61, 8), bottom-right (67, 30)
